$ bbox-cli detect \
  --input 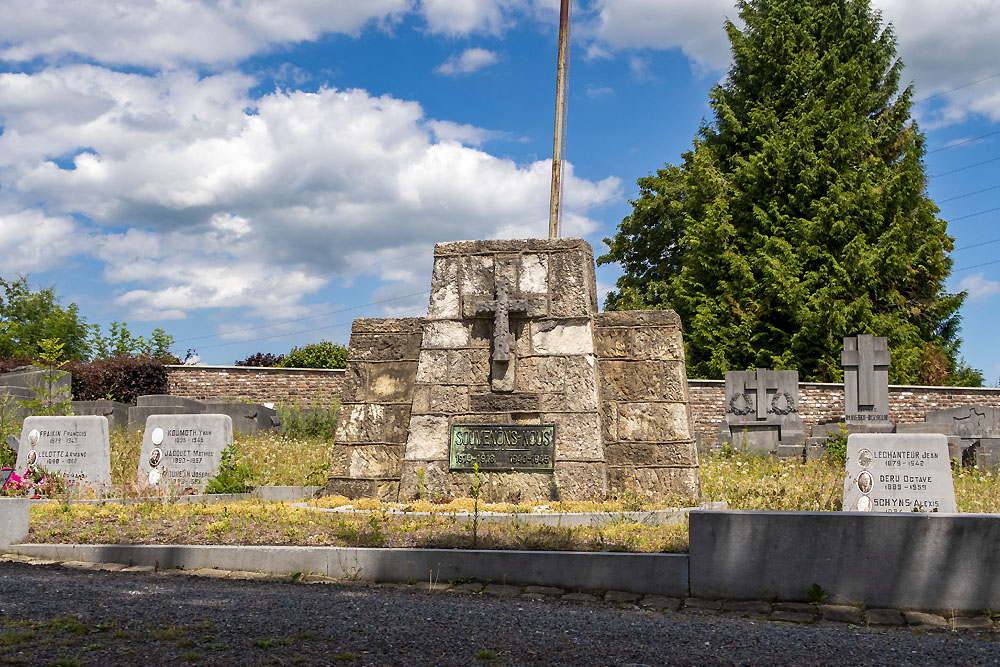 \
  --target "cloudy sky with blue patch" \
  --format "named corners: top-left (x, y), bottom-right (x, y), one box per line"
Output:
top-left (1, 0), bottom-right (999, 380)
